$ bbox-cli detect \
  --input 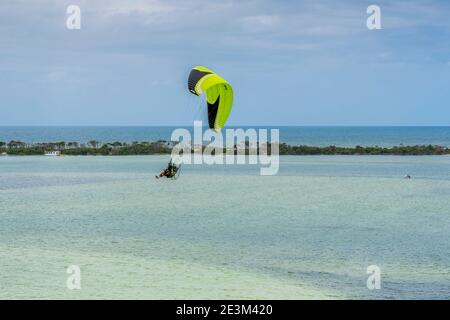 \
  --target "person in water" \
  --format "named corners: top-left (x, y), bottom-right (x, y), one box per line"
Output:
top-left (156, 160), bottom-right (177, 179)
